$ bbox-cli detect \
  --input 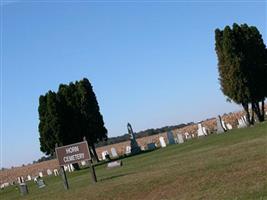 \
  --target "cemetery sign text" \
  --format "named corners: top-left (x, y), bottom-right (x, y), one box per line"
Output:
top-left (55, 141), bottom-right (91, 166)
